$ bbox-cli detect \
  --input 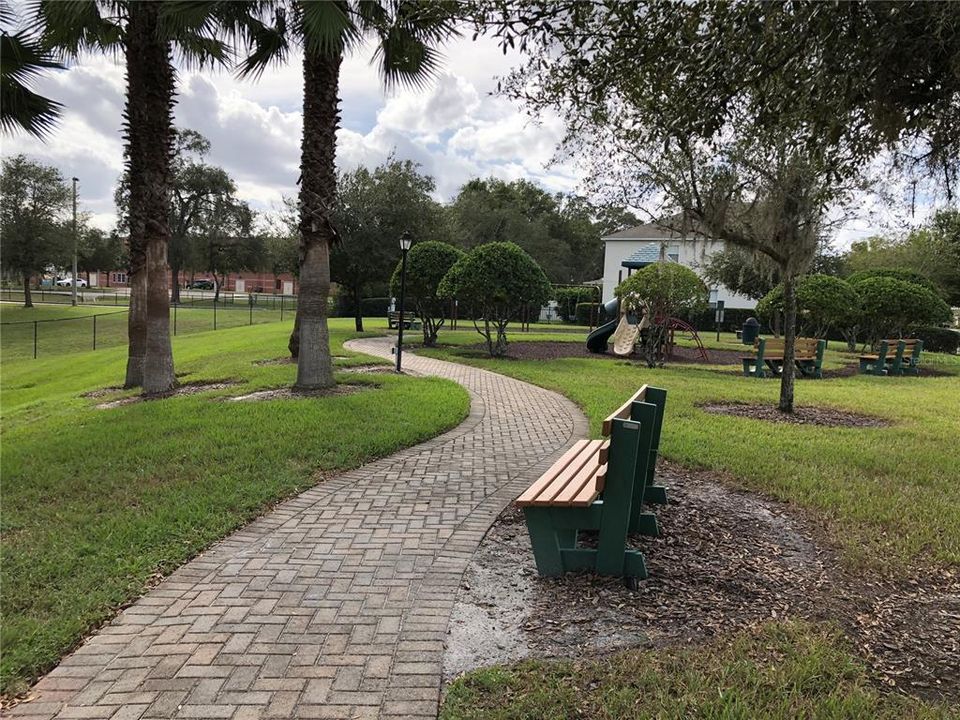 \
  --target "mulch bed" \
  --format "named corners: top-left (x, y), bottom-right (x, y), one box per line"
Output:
top-left (94, 381), bottom-right (241, 409)
top-left (447, 460), bottom-right (959, 702)
top-left (252, 355), bottom-right (350, 366)
top-left (455, 341), bottom-right (743, 366)
top-left (226, 384), bottom-right (372, 402)
top-left (698, 401), bottom-right (890, 428)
